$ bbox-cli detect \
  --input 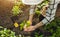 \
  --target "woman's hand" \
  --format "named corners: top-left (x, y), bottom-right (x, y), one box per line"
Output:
top-left (24, 25), bottom-right (36, 32)
top-left (24, 22), bottom-right (43, 32)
